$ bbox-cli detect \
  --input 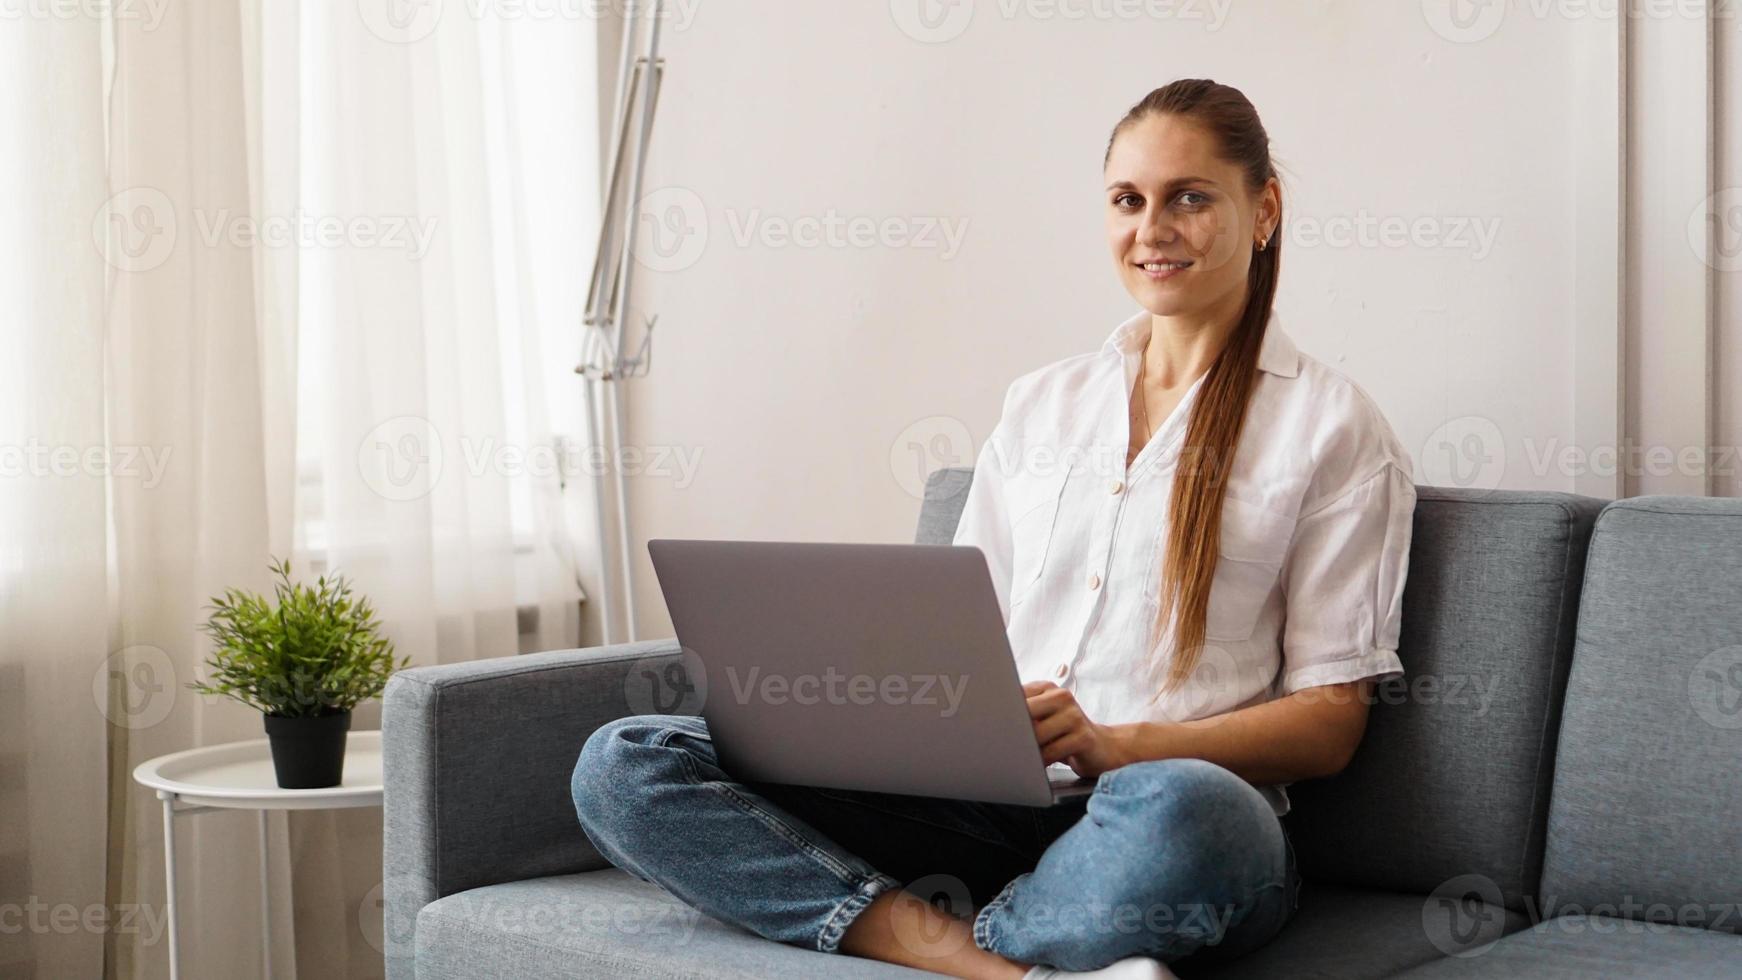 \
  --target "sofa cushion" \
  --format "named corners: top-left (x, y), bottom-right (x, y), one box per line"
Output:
top-left (1390, 915), bottom-right (1742, 978)
top-left (914, 466), bottom-right (973, 546)
top-left (415, 870), bottom-right (934, 979)
top-left (1282, 487), bottom-right (1603, 910)
top-left (418, 870), bottom-right (1531, 980)
top-left (1178, 880), bottom-right (1529, 980)
top-left (1538, 496), bottom-right (1742, 929)
top-left (385, 641), bottom-right (690, 978)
